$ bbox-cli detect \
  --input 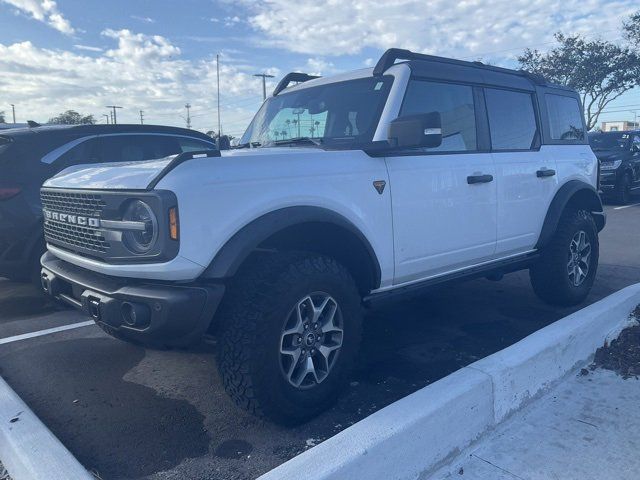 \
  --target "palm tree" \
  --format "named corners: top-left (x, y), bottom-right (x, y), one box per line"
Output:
top-left (285, 119), bottom-right (291, 137)
top-left (309, 126), bottom-right (315, 137)
top-left (292, 119), bottom-right (299, 138)
top-left (273, 129), bottom-right (280, 140)
top-left (314, 120), bottom-right (320, 137)
top-left (281, 129), bottom-right (287, 139)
